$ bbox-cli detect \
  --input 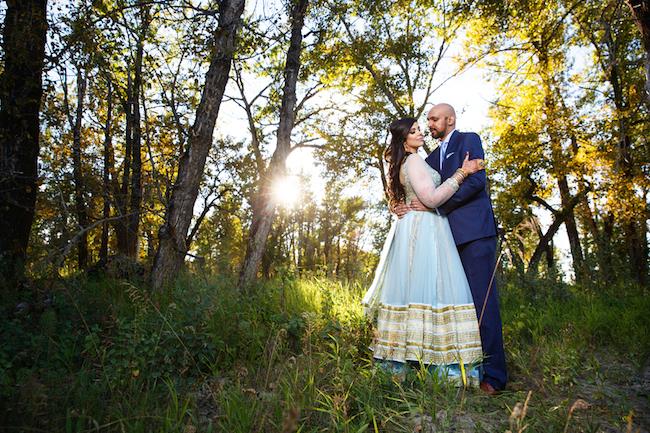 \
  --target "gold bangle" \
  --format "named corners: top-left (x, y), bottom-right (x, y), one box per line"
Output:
top-left (456, 168), bottom-right (467, 179)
